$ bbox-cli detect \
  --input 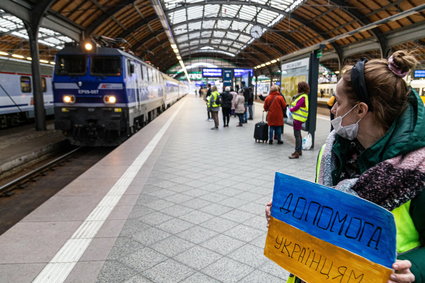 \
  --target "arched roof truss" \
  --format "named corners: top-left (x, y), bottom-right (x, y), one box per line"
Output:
top-left (0, 0), bottom-right (423, 72)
